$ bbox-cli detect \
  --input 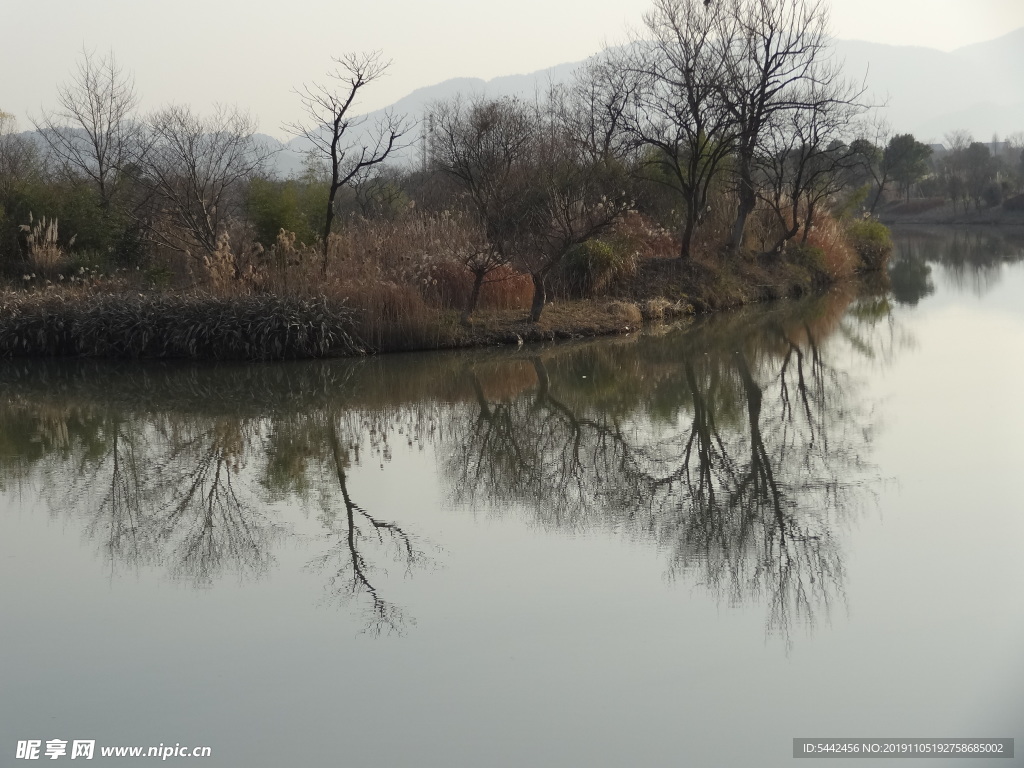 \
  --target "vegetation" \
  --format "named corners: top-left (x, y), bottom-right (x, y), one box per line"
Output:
top-left (845, 218), bottom-right (893, 270)
top-left (1, 0), bottom-right (905, 360)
